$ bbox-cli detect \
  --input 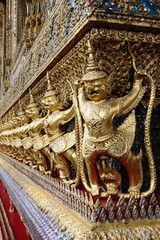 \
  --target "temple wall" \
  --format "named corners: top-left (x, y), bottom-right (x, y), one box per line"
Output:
top-left (0, 1), bottom-right (160, 239)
